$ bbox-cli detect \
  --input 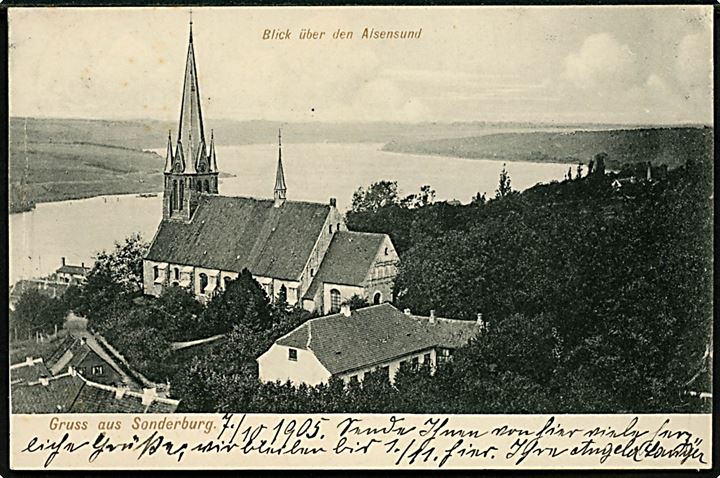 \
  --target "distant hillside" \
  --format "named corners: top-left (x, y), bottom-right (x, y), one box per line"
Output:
top-left (8, 139), bottom-right (165, 213)
top-left (382, 127), bottom-right (714, 170)
top-left (10, 117), bottom-right (653, 150)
